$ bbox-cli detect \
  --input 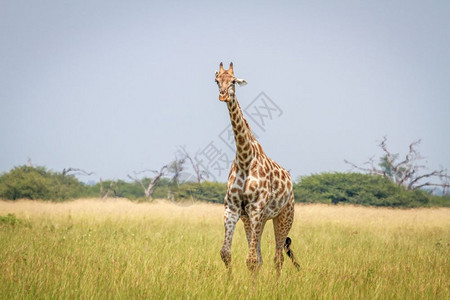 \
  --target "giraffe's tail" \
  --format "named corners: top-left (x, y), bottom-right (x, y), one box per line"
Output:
top-left (284, 237), bottom-right (300, 270)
